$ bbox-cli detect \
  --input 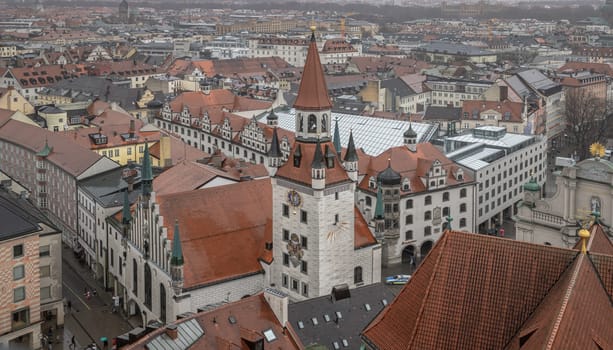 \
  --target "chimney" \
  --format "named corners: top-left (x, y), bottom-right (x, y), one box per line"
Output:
top-left (165, 324), bottom-right (178, 340)
top-left (263, 288), bottom-right (288, 327)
